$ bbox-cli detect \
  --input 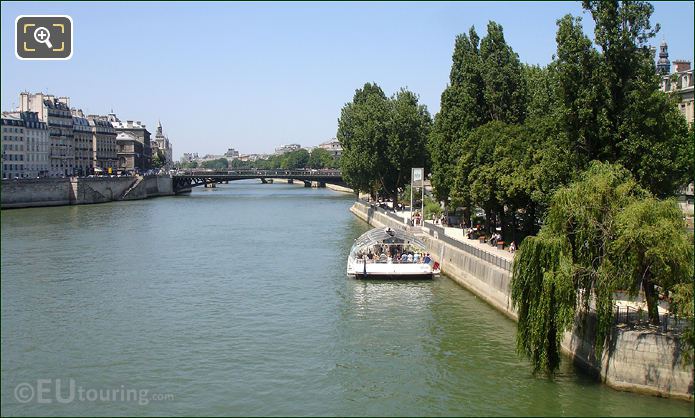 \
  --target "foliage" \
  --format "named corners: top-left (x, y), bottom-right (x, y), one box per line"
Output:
top-left (479, 21), bottom-right (527, 124)
top-left (553, 1), bottom-right (693, 197)
top-left (337, 83), bottom-right (431, 201)
top-left (423, 196), bottom-right (443, 219)
top-left (200, 158), bottom-right (229, 170)
top-left (308, 148), bottom-right (336, 169)
top-left (151, 151), bottom-right (166, 169)
top-left (428, 27), bottom-right (486, 204)
top-left (606, 198), bottom-right (694, 324)
top-left (512, 234), bottom-right (575, 374)
top-left (337, 83), bottom-right (390, 195)
top-left (280, 149), bottom-right (310, 169)
top-left (430, 21), bottom-right (528, 212)
top-left (512, 161), bottom-right (694, 373)
top-left (180, 160), bottom-right (198, 169)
